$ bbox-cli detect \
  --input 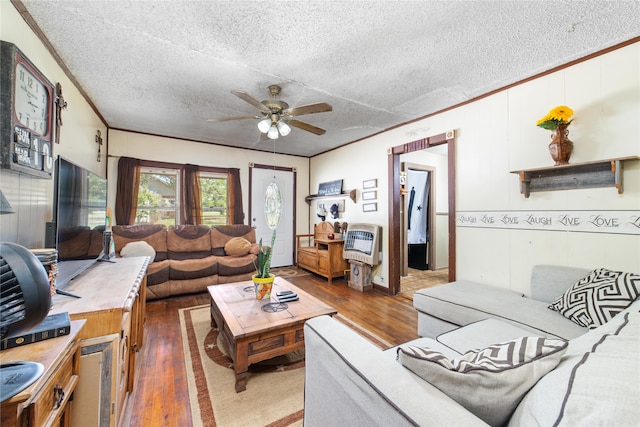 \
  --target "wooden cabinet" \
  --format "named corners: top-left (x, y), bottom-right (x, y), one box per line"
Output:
top-left (49, 256), bottom-right (149, 427)
top-left (297, 238), bottom-right (348, 284)
top-left (1, 320), bottom-right (85, 427)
